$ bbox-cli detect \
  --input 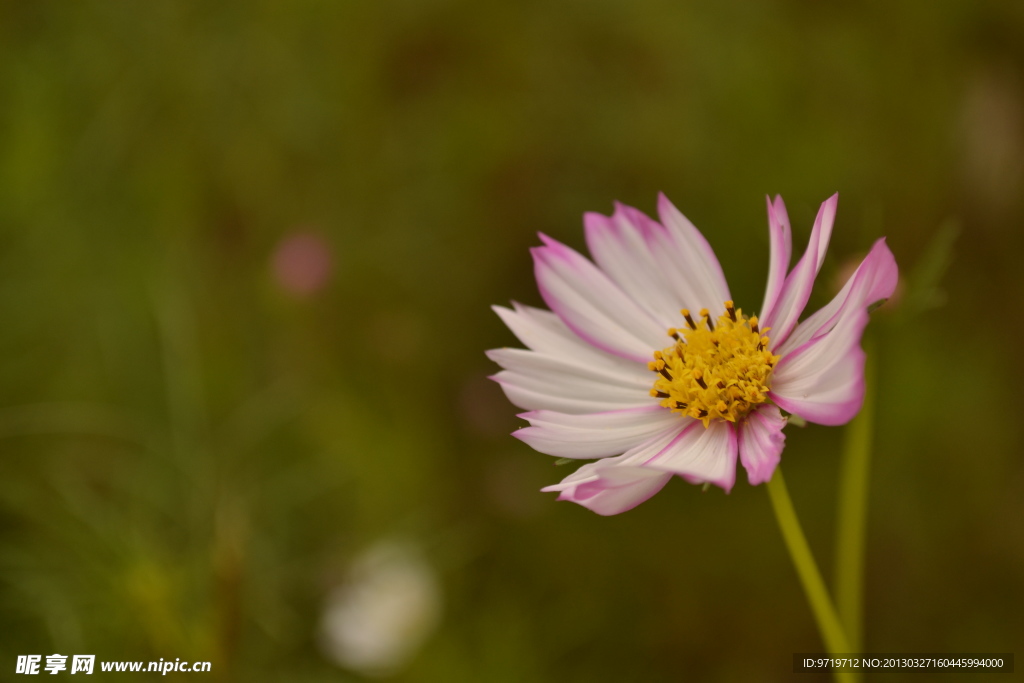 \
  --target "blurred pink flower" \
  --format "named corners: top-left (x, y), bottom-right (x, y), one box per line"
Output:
top-left (488, 194), bottom-right (897, 515)
top-left (271, 231), bottom-right (333, 296)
